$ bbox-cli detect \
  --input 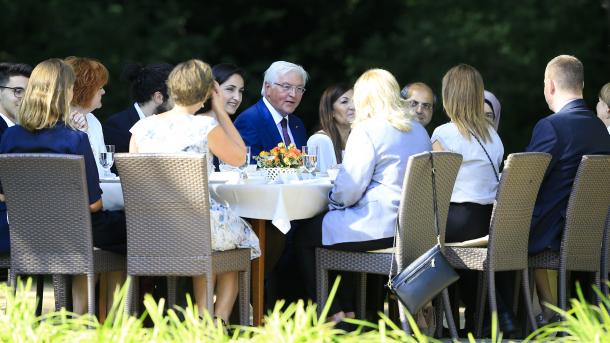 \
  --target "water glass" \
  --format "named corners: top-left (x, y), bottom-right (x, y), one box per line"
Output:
top-left (238, 146), bottom-right (251, 180)
top-left (301, 146), bottom-right (318, 176)
top-left (99, 144), bottom-right (115, 178)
